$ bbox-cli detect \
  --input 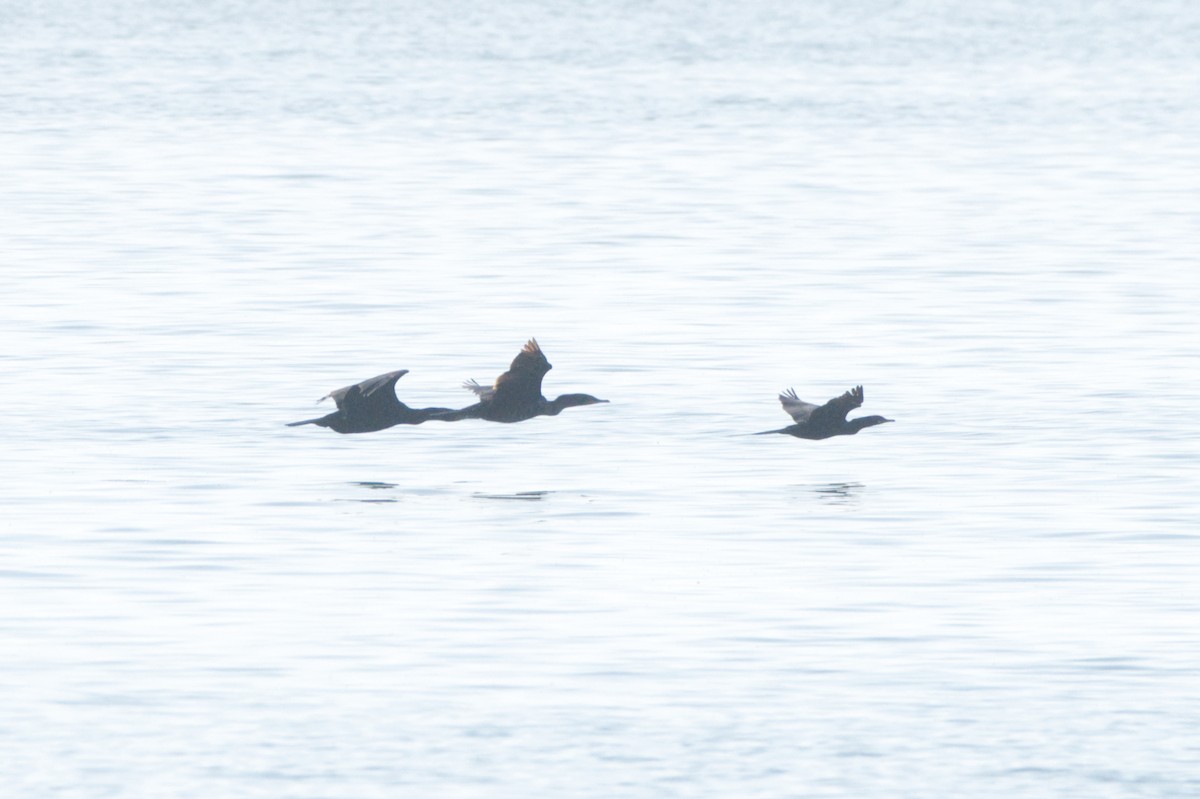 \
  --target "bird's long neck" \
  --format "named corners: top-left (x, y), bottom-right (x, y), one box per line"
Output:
top-left (543, 396), bottom-right (569, 416)
top-left (545, 394), bottom-right (596, 416)
top-left (845, 416), bottom-right (892, 434)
